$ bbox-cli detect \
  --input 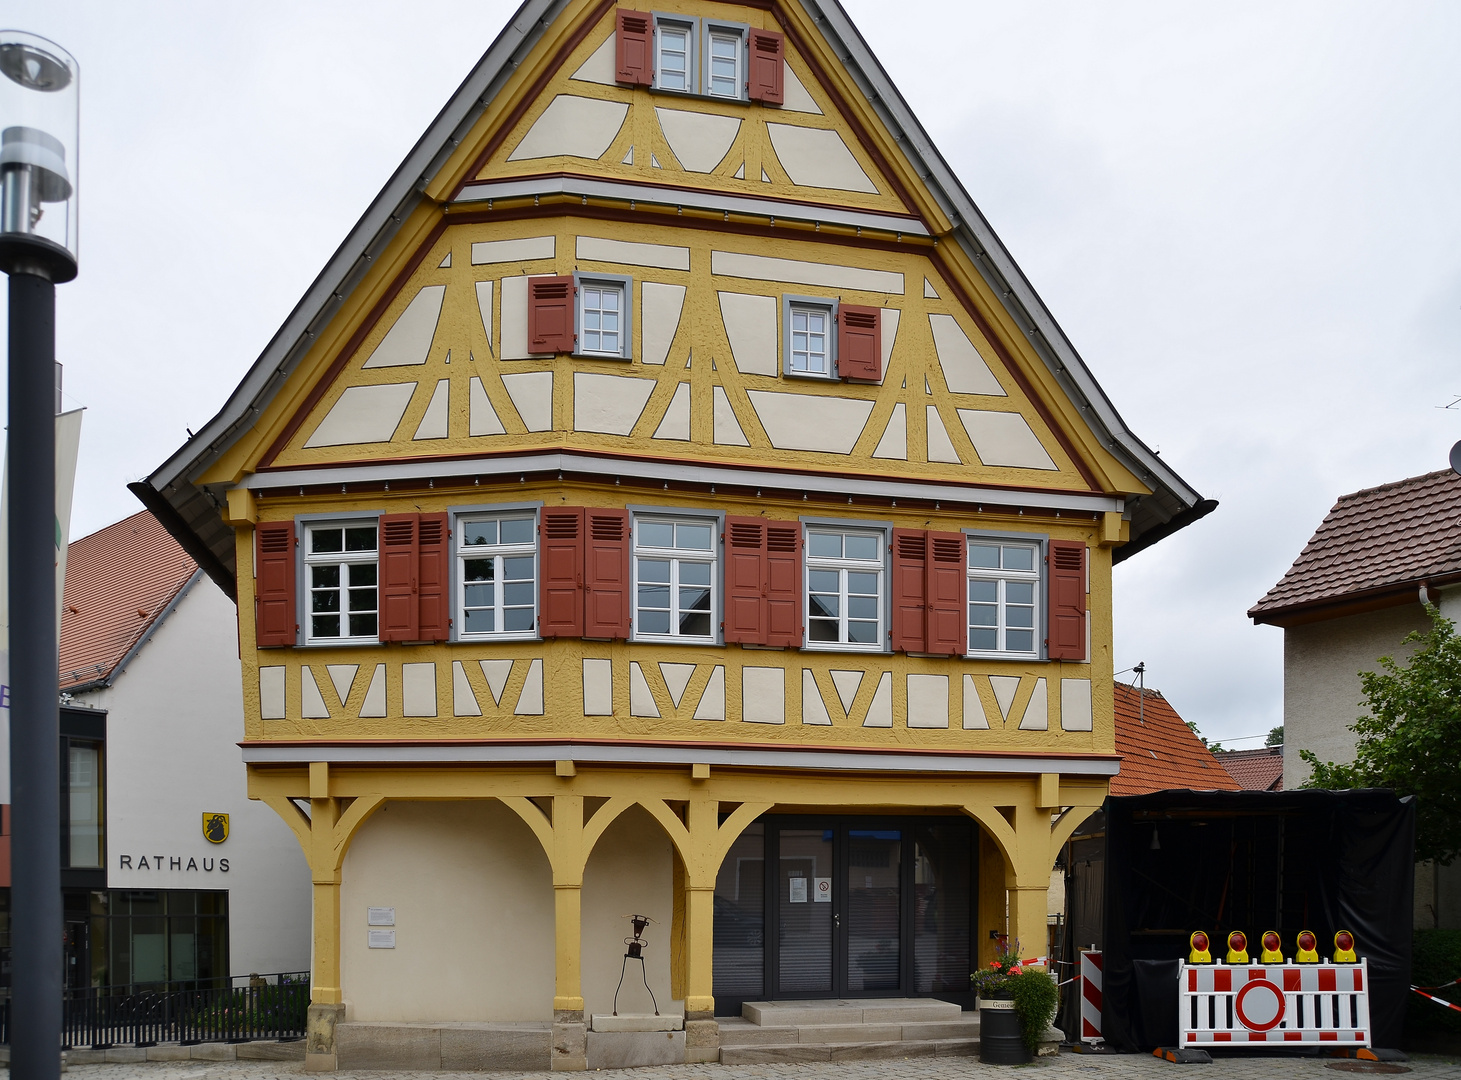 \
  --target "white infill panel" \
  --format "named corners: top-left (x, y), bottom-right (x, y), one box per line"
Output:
top-left (361, 285), bottom-right (445, 369)
top-left (326, 664), bottom-right (358, 705)
top-left (990, 675), bottom-right (1020, 721)
top-left (576, 235), bottom-right (690, 271)
top-left (453, 661), bottom-right (482, 717)
top-left (692, 665), bottom-right (726, 720)
top-left (779, 64), bottom-right (822, 114)
top-left (569, 34), bottom-right (617, 84)
top-left (1061, 679), bottom-right (1093, 731)
top-left (630, 662), bottom-right (661, 718)
top-left (959, 409), bottom-right (1058, 470)
top-left (507, 95), bottom-right (629, 161)
top-left (359, 664), bottom-right (386, 717)
top-left (765, 123), bottom-right (878, 193)
top-left (963, 674), bottom-right (992, 729)
top-left (659, 663), bottom-right (695, 708)
top-left (260, 667), bottom-right (285, 720)
top-left (479, 659), bottom-right (513, 706)
top-left (863, 672), bottom-right (892, 727)
top-left (473, 280), bottom-right (493, 347)
top-left (515, 658), bottom-right (544, 715)
top-left (655, 108), bottom-right (741, 173)
top-left (1017, 678), bottom-right (1048, 730)
top-left (301, 667), bottom-right (330, 719)
top-left (872, 403), bottom-right (907, 460)
top-left (304, 383), bottom-right (416, 448)
top-left (926, 405), bottom-right (961, 464)
top-left (718, 292), bottom-right (778, 376)
top-left (413, 379), bottom-right (449, 440)
top-left (402, 663), bottom-right (437, 717)
top-left (652, 383), bottom-right (691, 441)
top-left (928, 314), bottom-right (1005, 396)
top-left (802, 670), bottom-right (832, 726)
top-left (907, 674), bottom-right (949, 728)
top-left (742, 667), bottom-right (786, 724)
top-left (583, 658), bottom-right (613, 715)
top-left (469, 377), bottom-right (506, 436)
top-left (878, 308), bottom-right (900, 385)
top-left (748, 391), bottom-right (874, 454)
top-left (573, 372), bottom-right (656, 436)
top-left (830, 670), bottom-right (863, 715)
top-left (502, 371), bottom-right (554, 432)
top-left (712, 386), bottom-right (749, 446)
top-left (470, 236), bottom-right (555, 265)
top-left (641, 282), bottom-right (687, 365)
top-left (710, 251), bottom-right (903, 294)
